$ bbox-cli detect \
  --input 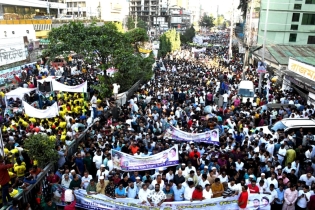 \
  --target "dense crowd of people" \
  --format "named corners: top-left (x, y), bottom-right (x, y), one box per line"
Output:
top-left (0, 31), bottom-right (315, 210)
